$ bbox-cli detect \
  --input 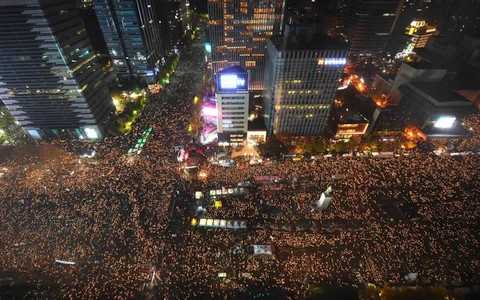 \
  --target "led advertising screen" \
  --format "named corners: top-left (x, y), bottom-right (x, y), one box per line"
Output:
top-left (146, 69), bottom-right (155, 77)
top-left (318, 57), bottom-right (347, 66)
top-left (217, 72), bottom-right (248, 92)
